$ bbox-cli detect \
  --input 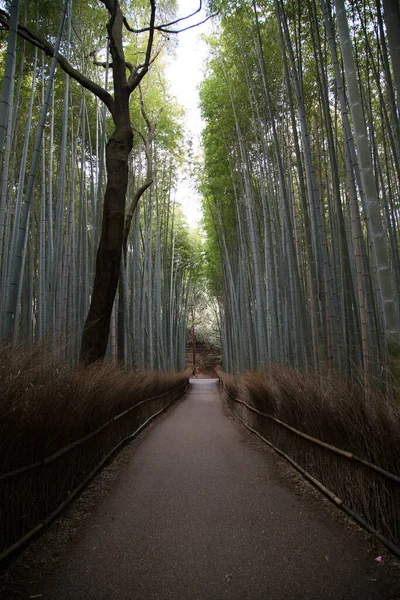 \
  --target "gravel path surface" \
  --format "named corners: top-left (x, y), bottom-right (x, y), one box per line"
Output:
top-left (26, 379), bottom-right (399, 599)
